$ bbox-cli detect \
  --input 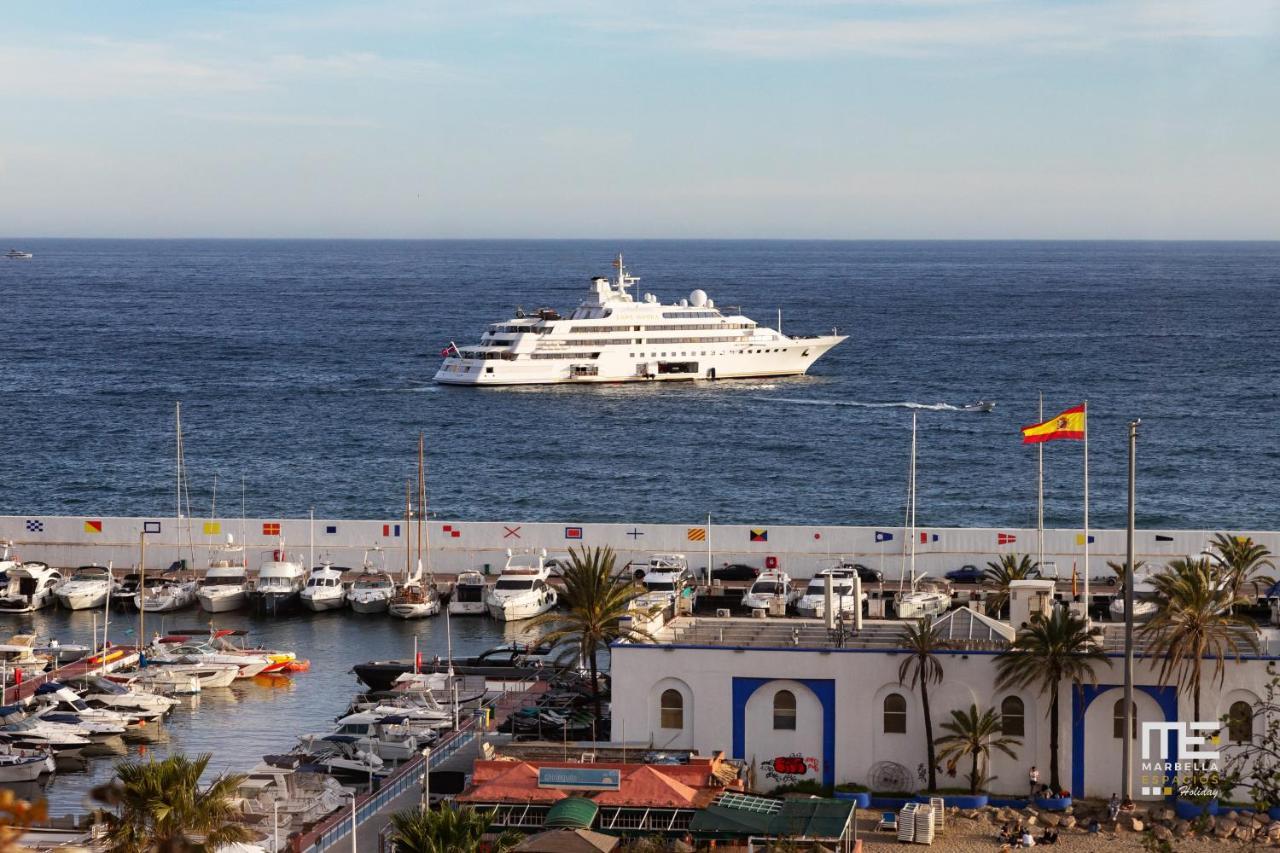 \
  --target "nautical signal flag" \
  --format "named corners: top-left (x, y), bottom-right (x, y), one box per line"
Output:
top-left (262, 522), bottom-right (281, 536)
top-left (919, 532), bottom-right (939, 543)
top-left (1155, 534), bottom-right (1174, 542)
top-left (143, 521), bottom-right (162, 533)
top-left (997, 532), bottom-right (1017, 545)
top-left (202, 521), bottom-right (221, 536)
top-left (325, 525), bottom-right (337, 535)
top-left (1021, 404), bottom-right (1086, 444)
top-left (750, 529), bottom-right (768, 542)
top-left (442, 524), bottom-right (461, 539)
top-left (84, 520), bottom-right (103, 534)
top-left (1075, 533), bottom-right (1096, 545)
top-left (687, 527), bottom-right (707, 542)
top-left (382, 524), bottom-right (401, 537)
top-left (25, 519), bottom-right (43, 533)
top-left (564, 526), bottom-right (583, 540)
top-left (875, 531), bottom-right (894, 543)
